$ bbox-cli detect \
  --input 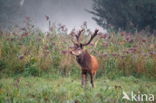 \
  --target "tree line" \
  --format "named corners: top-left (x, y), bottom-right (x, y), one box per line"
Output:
top-left (90, 0), bottom-right (156, 33)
